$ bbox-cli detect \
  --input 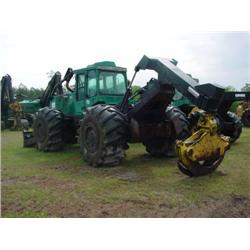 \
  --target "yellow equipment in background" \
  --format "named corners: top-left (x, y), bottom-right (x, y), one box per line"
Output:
top-left (236, 102), bottom-right (250, 127)
top-left (9, 102), bottom-right (23, 130)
